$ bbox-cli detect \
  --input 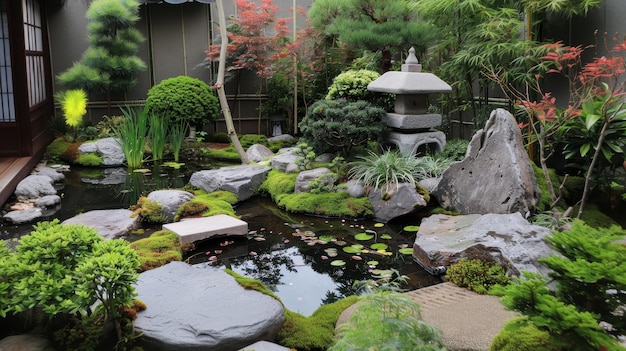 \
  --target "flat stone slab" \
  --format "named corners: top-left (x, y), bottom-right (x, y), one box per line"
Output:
top-left (163, 214), bottom-right (248, 244)
top-left (62, 209), bottom-right (140, 239)
top-left (135, 262), bottom-right (284, 351)
top-left (383, 113), bottom-right (442, 130)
